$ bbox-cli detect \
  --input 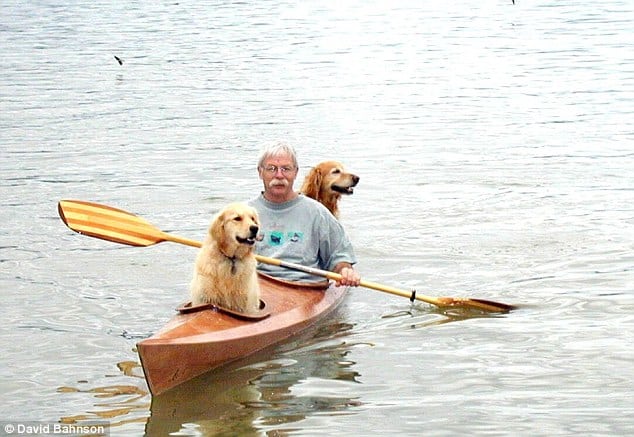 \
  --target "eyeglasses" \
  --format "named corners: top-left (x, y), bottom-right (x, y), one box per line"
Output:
top-left (261, 165), bottom-right (296, 175)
